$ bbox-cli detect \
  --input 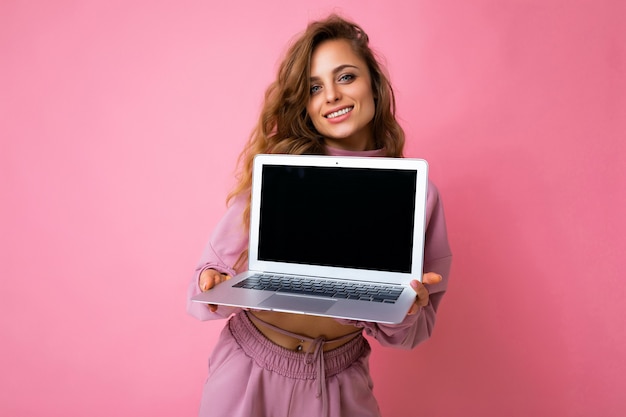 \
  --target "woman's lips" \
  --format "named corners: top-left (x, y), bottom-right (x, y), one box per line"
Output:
top-left (325, 106), bottom-right (354, 119)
